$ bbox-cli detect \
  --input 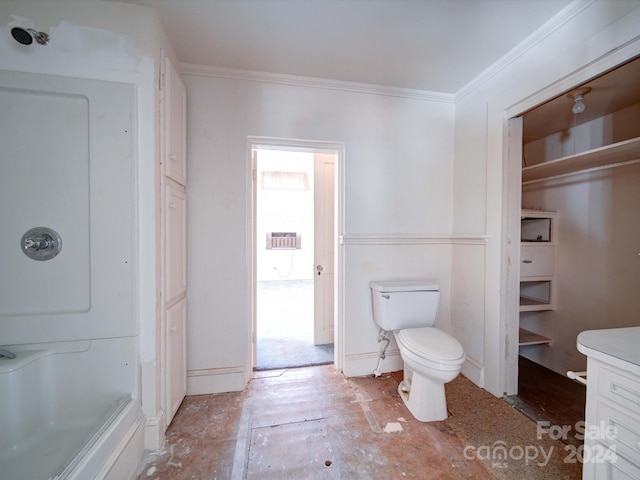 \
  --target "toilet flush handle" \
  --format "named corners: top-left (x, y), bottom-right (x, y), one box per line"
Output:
top-left (382, 294), bottom-right (390, 299)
